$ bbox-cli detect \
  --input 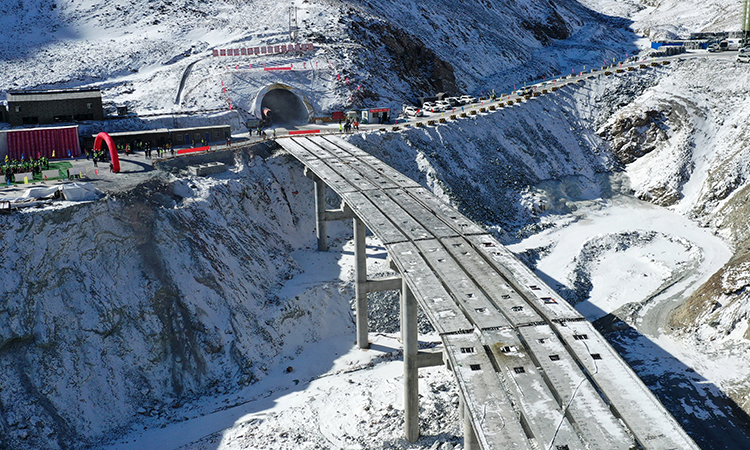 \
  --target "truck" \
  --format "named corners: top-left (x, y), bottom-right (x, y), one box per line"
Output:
top-left (719, 38), bottom-right (744, 51)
